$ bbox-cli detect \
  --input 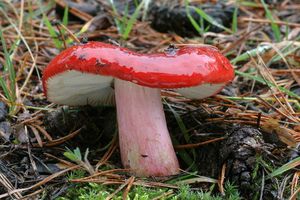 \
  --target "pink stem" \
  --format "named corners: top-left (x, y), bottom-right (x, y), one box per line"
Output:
top-left (114, 79), bottom-right (180, 177)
